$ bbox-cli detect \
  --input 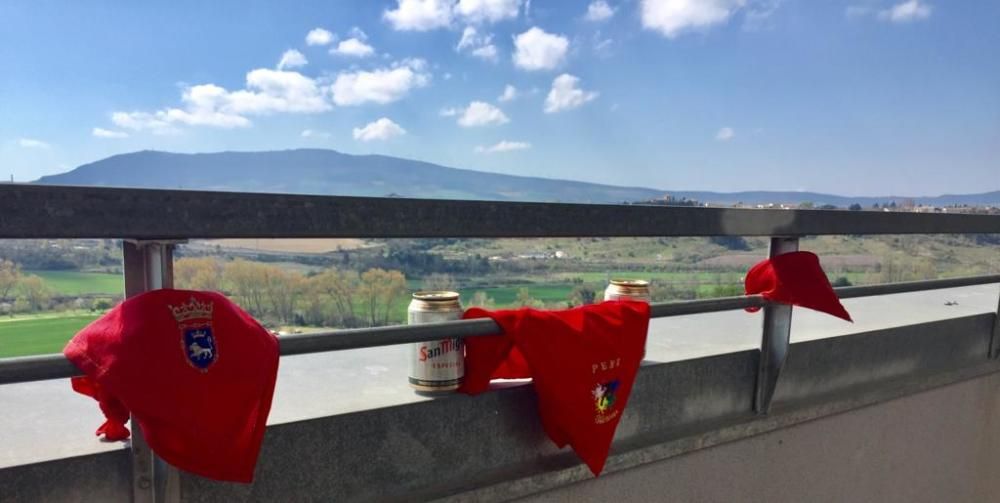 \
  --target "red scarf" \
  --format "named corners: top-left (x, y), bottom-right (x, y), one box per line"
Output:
top-left (745, 251), bottom-right (853, 322)
top-left (460, 301), bottom-right (650, 475)
top-left (64, 289), bottom-right (279, 483)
